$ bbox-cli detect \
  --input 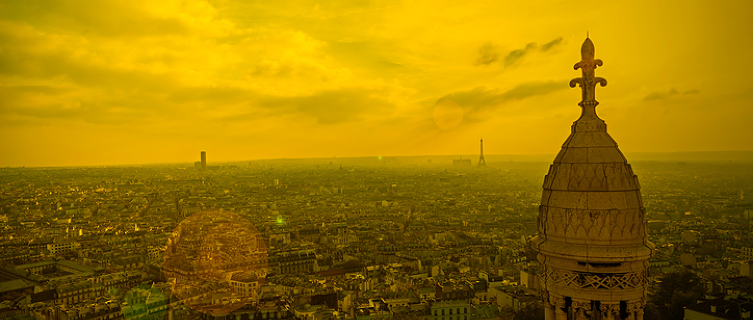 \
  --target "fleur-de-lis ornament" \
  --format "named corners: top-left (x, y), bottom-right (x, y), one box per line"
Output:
top-left (570, 36), bottom-right (607, 116)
